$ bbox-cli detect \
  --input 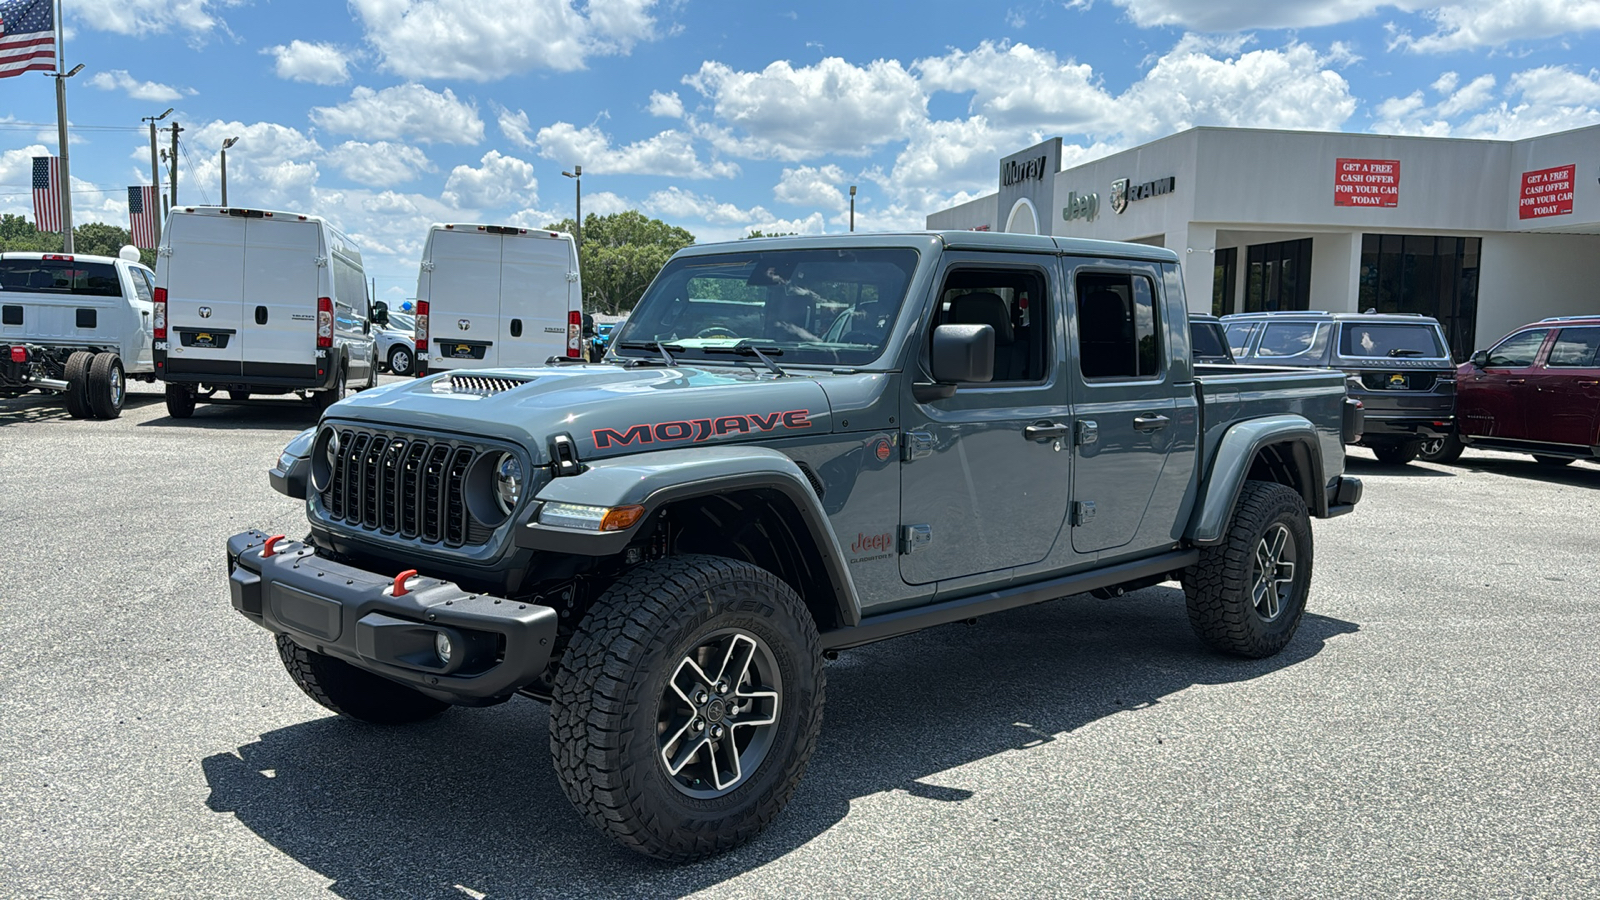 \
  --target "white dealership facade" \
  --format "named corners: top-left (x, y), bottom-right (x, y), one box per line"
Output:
top-left (926, 125), bottom-right (1600, 360)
